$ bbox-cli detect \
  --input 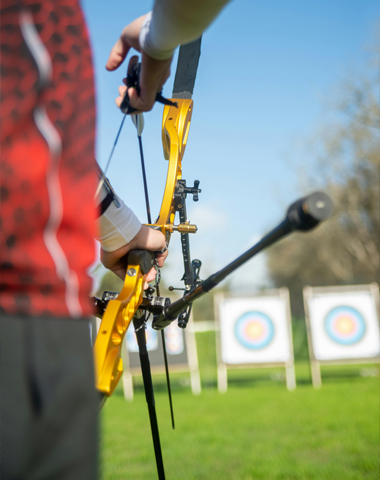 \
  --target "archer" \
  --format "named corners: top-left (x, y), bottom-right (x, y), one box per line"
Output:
top-left (0, 1), bottom-right (231, 478)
